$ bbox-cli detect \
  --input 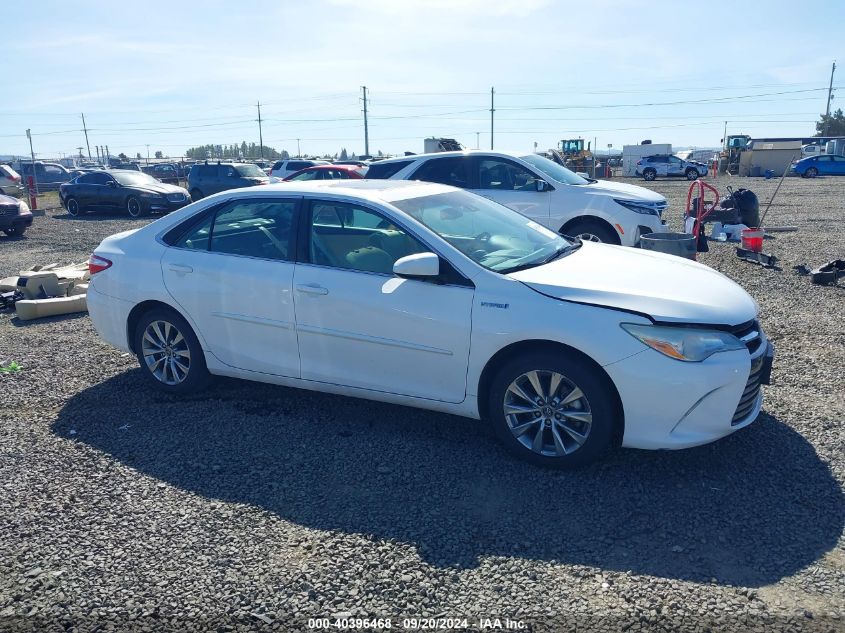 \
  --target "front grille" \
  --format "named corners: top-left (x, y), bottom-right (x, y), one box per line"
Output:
top-left (728, 319), bottom-right (762, 353)
top-left (732, 354), bottom-right (764, 424)
top-left (166, 193), bottom-right (186, 202)
top-left (0, 205), bottom-right (18, 216)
